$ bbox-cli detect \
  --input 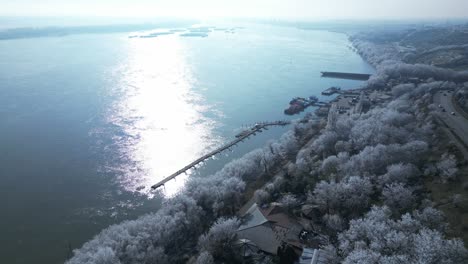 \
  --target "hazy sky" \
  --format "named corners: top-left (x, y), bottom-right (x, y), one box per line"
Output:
top-left (1, 0), bottom-right (468, 19)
